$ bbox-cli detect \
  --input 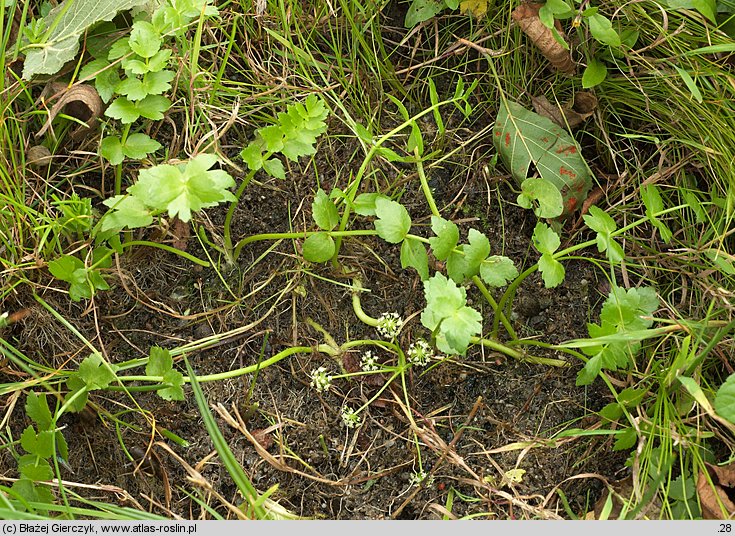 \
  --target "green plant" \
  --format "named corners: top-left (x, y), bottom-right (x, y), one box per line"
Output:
top-left (10, 392), bottom-right (68, 514)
